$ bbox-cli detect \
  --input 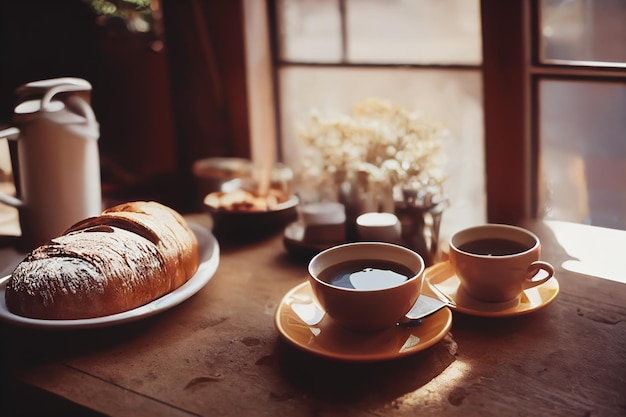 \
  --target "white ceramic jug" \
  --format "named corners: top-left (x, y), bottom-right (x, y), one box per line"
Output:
top-left (0, 77), bottom-right (102, 250)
